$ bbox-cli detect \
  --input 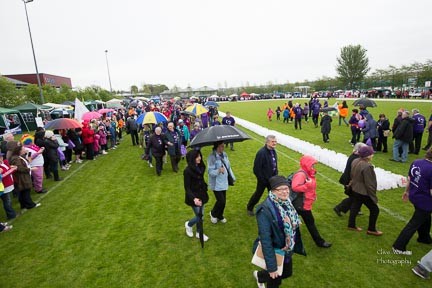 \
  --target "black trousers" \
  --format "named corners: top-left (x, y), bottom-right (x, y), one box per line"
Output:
top-left (350, 128), bottom-right (361, 144)
top-left (49, 161), bottom-right (60, 181)
top-left (247, 179), bottom-right (271, 212)
top-left (18, 188), bottom-right (36, 209)
top-left (130, 130), bottom-right (139, 146)
top-left (211, 190), bottom-right (226, 219)
top-left (336, 193), bottom-right (354, 214)
top-left (424, 131), bottom-right (432, 150)
top-left (393, 206), bottom-right (432, 251)
top-left (257, 258), bottom-right (292, 288)
top-left (169, 154), bottom-right (181, 172)
top-left (294, 118), bottom-right (302, 130)
top-left (153, 156), bottom-right (163, 176)
top-left (297, 209), bottom-right (325, 246)
top-left (312, 114), bottom-right (319, 127)
top-left (348, 193), bottom-right (379, 231)
top-left (85, 143), bottom-right (94, 160)
top-left (322, 133), bottom-right (329, 142)
top-left (376, 136), bottom-right (388, 152)
top-left (411, 132), bottom-right (423, 154)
